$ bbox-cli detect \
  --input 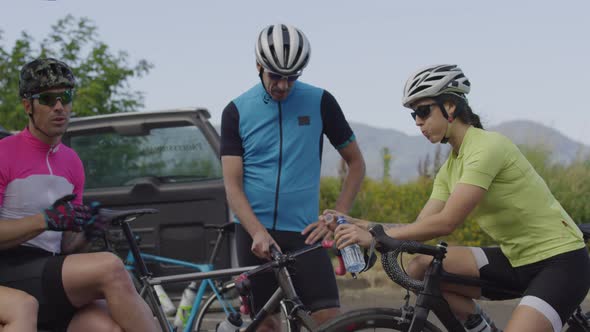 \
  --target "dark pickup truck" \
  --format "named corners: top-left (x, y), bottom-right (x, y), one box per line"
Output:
top-left (62, 108), bottom-right (234, 279)
top-left (0, 125), bottom-right (10, 139)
